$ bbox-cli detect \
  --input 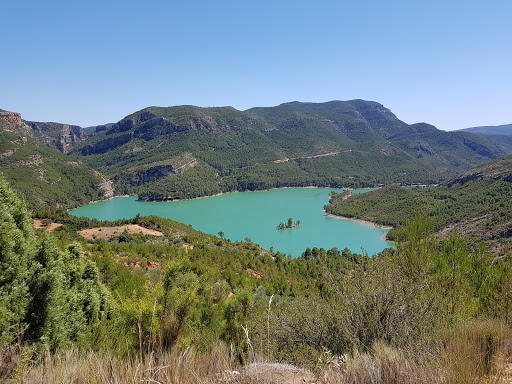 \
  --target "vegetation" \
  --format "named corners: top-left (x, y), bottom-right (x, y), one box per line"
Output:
top-left (325, 155), bottom-right (512, 242)
top-left (2, 172), bottom-right (512, 382)
top-left (277, 217), bottom-right (300, 230)
top-left (2, 101), bottom-right (511, 210)
top-left (0, 120), bottom-right (106, 209)
top-left (2, 102), bottom-right (512, 381)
